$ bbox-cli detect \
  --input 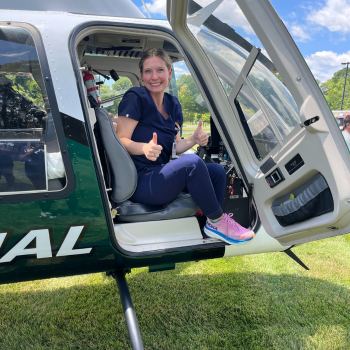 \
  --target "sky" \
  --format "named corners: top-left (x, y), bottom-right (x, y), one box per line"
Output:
top-left (130, 0), bottom-right (350, 83)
